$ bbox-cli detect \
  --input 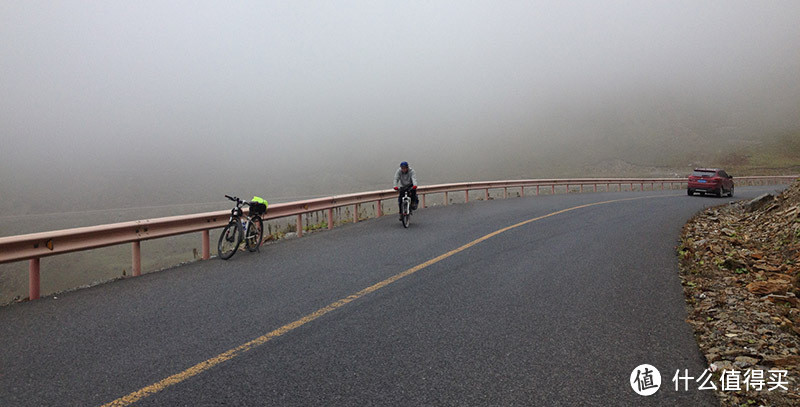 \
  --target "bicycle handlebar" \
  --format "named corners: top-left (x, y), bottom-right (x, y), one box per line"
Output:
top-left (224, 195), bottom-right (250, 207)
